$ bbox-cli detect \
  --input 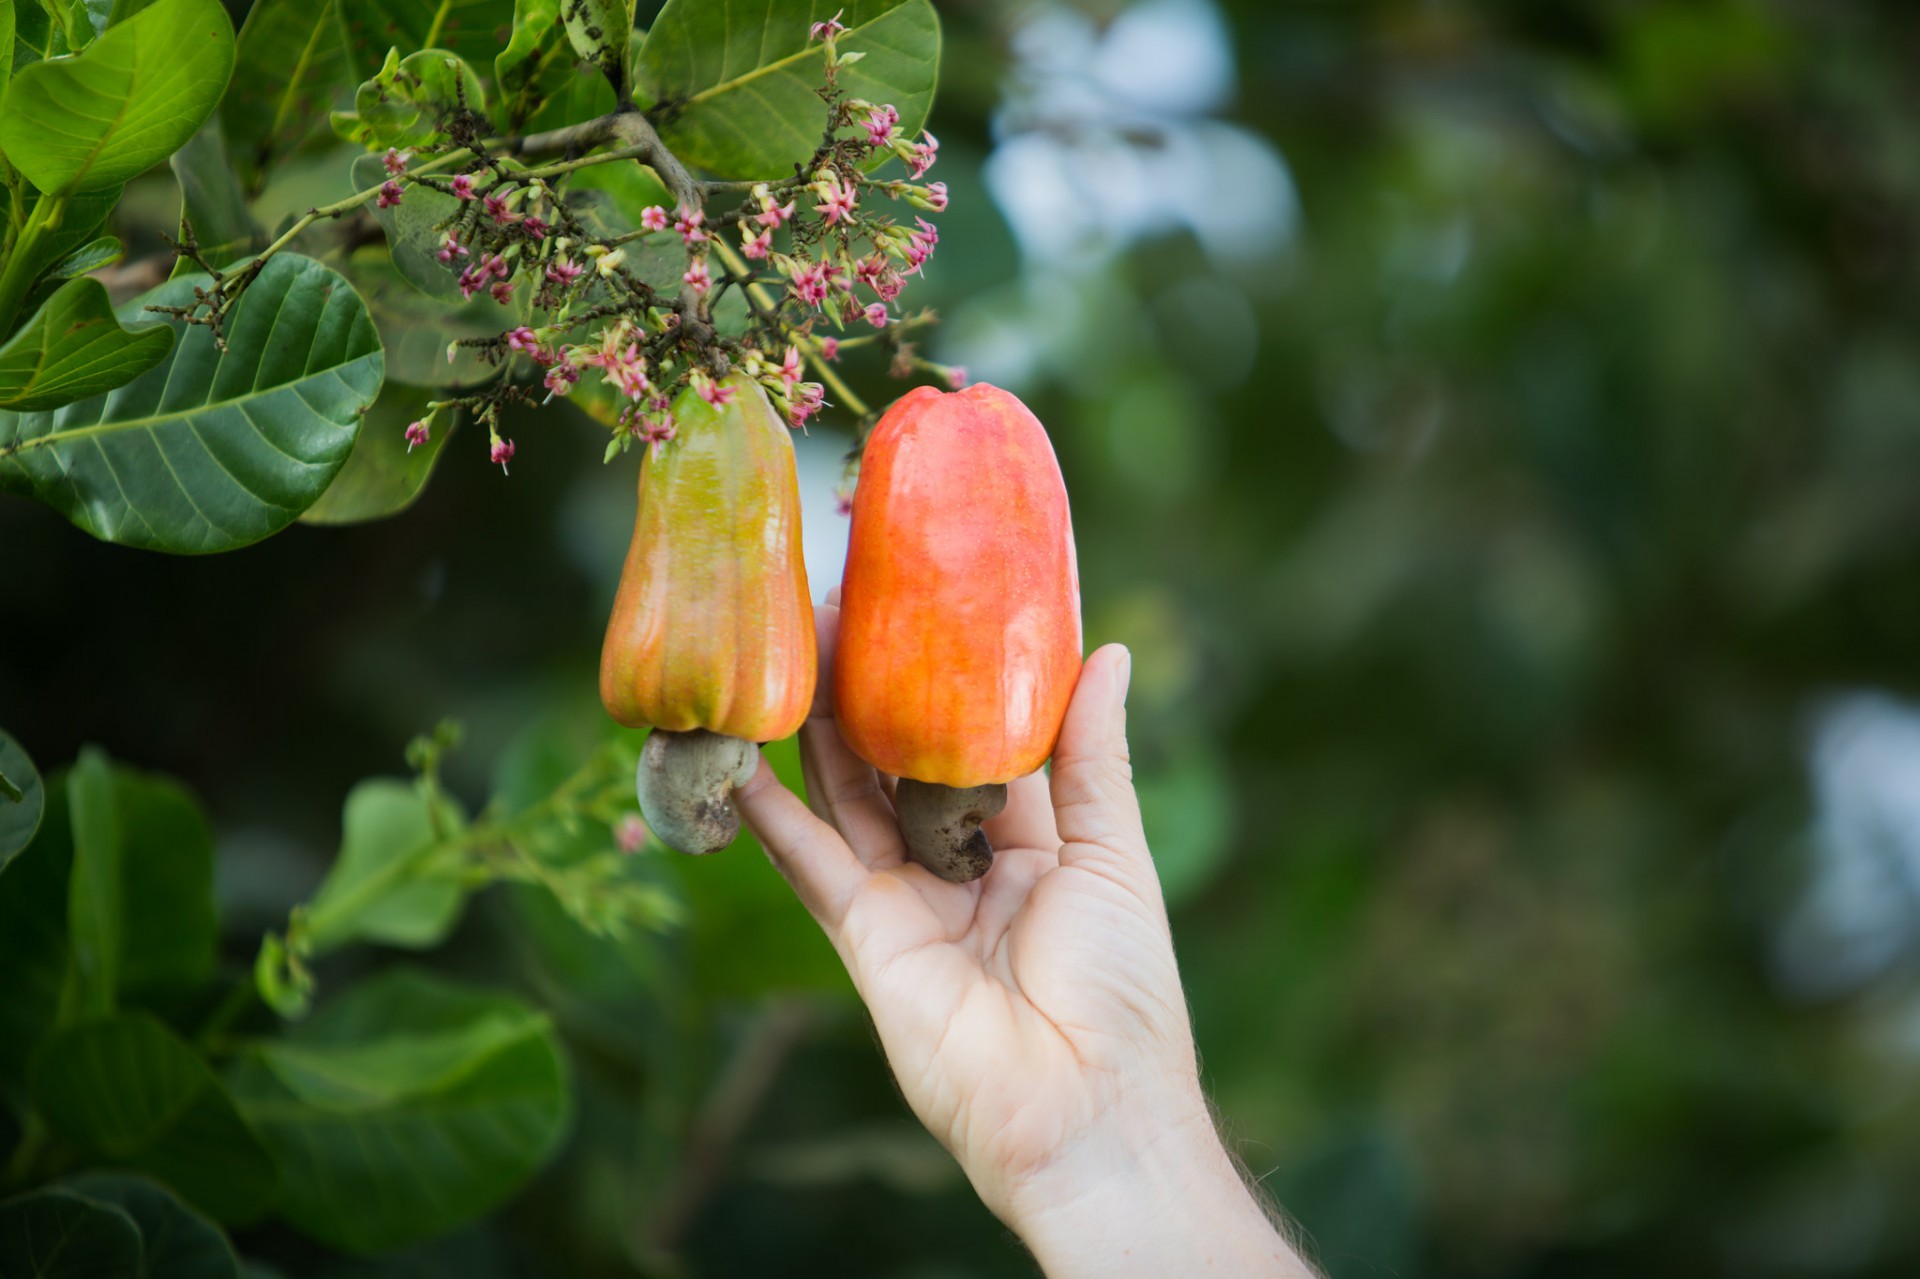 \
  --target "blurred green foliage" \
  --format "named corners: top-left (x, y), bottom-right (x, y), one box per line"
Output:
top-left (5, 0), bottom-right (1920, 1275)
